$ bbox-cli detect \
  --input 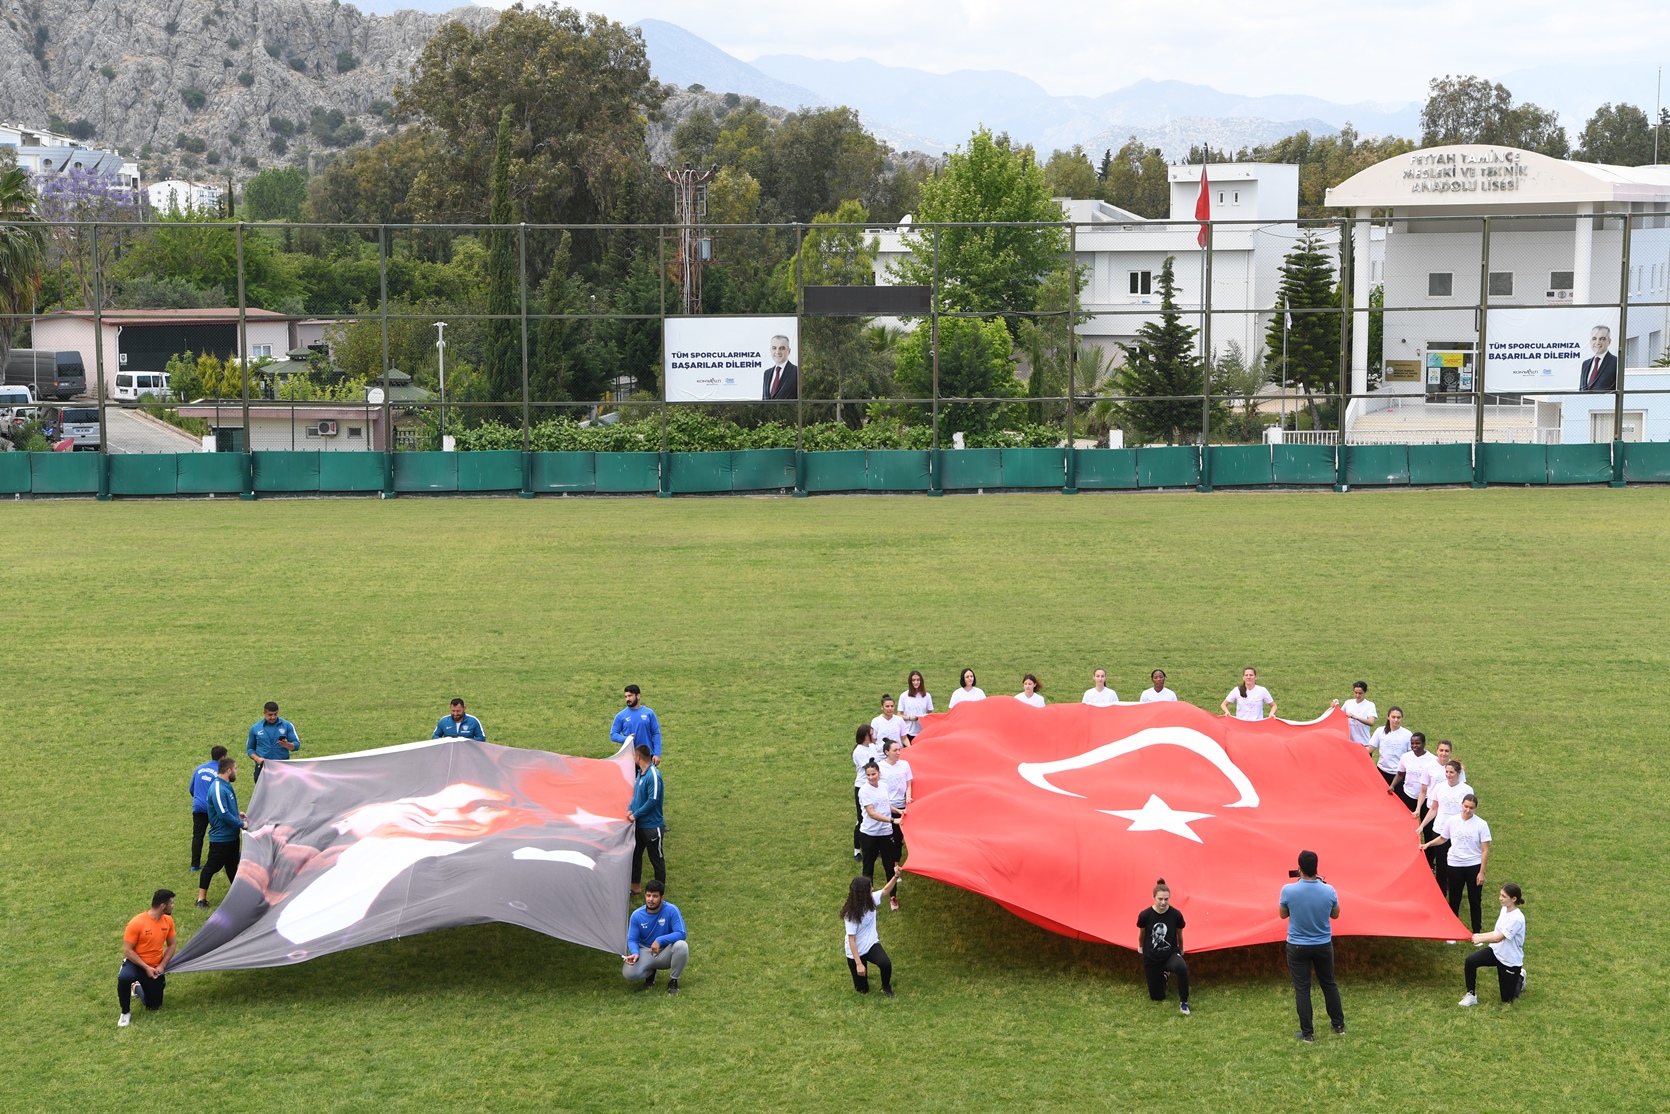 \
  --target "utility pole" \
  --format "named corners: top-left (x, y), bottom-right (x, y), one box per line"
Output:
top-left (433, 321), bottom-right (448, 441)
top-left (662, 163), bottom-right (718, 315)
